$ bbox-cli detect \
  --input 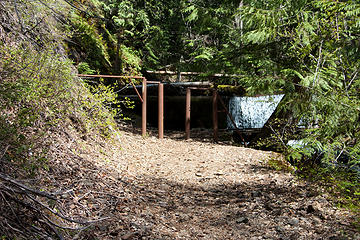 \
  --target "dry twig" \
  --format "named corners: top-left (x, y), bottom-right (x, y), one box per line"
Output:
top-left (0, 172), bottom-right (109, 239)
